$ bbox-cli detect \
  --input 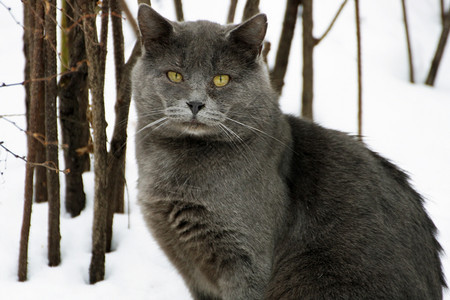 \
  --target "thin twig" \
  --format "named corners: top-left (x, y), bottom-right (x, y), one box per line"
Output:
top-left (401, 0), bottom-right (415, 83)
top-left (119, 0), bottom-right (140, 38)
top-left (0, 60), bottom-right (88, 88)
top-left (242, 0), bottom-right (260, 21)
top-left (173, 0), bottom-right (184, 22)
top-left (270, 0), bottom-right (301, 95)
top-left (425, 7), bottom-right (450, 86)
top-left (0, 0), bottom-right (24, 27)
top-left (1, 117), bottom-right (67, 149)
top-left (314, 0), bottom-right (348, 46)
top-left (0, 142), bottom-right (69, 174)
top-left (227, 0), bottom-right (238, 24)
